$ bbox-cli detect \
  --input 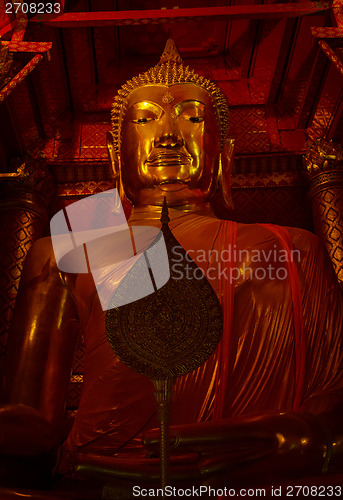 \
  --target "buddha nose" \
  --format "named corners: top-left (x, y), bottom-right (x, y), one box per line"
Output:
top-left (154, 115), bottom-right (183, 148)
